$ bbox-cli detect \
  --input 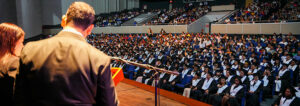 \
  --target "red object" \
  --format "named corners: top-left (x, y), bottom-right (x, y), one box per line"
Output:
top-left (111, 67), bottom-right (124, 86)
